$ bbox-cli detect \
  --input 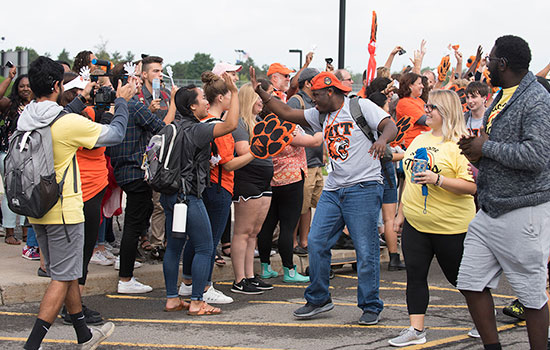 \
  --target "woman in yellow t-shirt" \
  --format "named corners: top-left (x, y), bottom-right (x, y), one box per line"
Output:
top-left (389, 90), bottom-right (477, 346)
